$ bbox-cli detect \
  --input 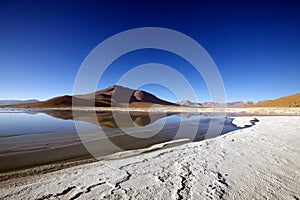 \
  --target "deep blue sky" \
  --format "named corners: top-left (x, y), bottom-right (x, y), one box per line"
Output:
top-left (0, 0), bottom-right (299, 102)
